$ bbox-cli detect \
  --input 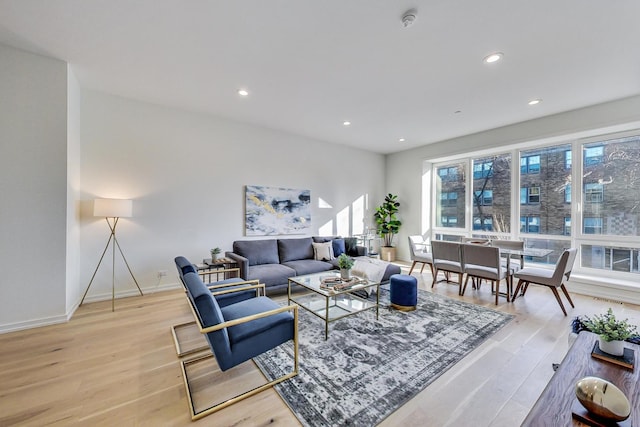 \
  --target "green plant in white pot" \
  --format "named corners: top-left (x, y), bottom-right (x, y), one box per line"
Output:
top-left (210, 247), bottom-right (221, 261)
top-left (582, 308), bottom-right (638, 356)
top-left (337, 253), bottom-right (354, 280)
